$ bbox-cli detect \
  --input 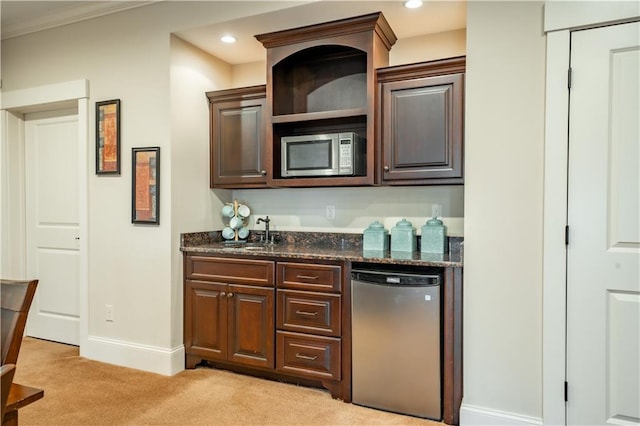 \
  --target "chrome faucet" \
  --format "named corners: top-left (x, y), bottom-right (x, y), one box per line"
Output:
top-left (256, 216), bottom-right (271, 243)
